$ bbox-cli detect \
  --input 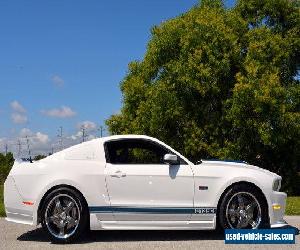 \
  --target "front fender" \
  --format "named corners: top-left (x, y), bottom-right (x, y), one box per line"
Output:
top-left (214, 176), bottom-right (271, 209)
